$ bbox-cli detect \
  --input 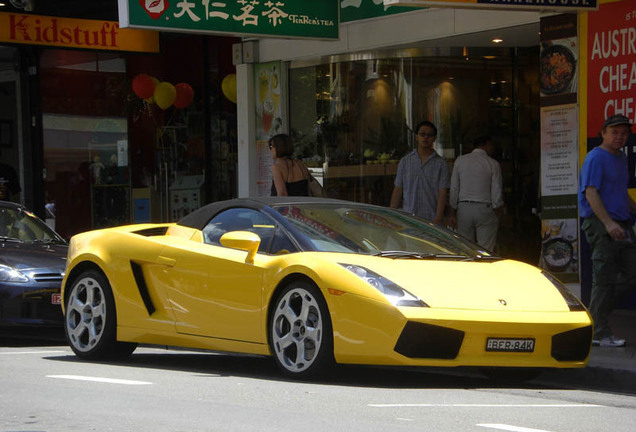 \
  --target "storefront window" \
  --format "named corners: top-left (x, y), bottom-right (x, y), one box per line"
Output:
top-left (41, 50), bottom-right (129, 239)
top-left (41, 35), bottom-right (238, 239)
top-left (289, 48), bottom-right (541, 263)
